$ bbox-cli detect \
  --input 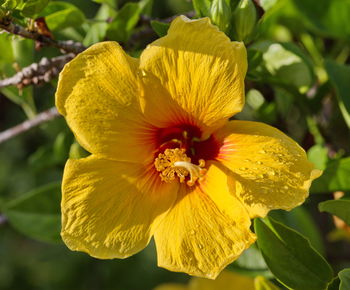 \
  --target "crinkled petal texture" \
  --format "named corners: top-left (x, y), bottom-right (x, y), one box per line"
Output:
top-left (215, 121), bottom-right (322, 218)
top-left (139, 16), bottom-right (247, 135)
top-left (56, 42), bottom-right (155, 164)
top-left (154, 163), bottom-right (256, 279)
top-left (61, 155), bottom-right (178, 259)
